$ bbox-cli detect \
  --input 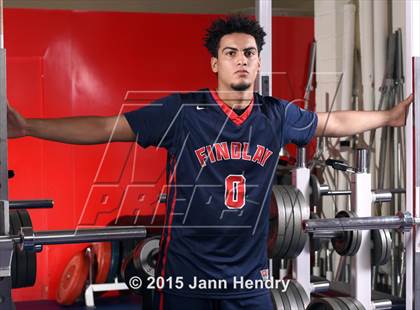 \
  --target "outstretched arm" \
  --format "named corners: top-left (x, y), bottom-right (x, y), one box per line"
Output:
top-left (315, 95), bottom-right (413, 137)
top-left (7, 104), bottom-right (135, 144)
